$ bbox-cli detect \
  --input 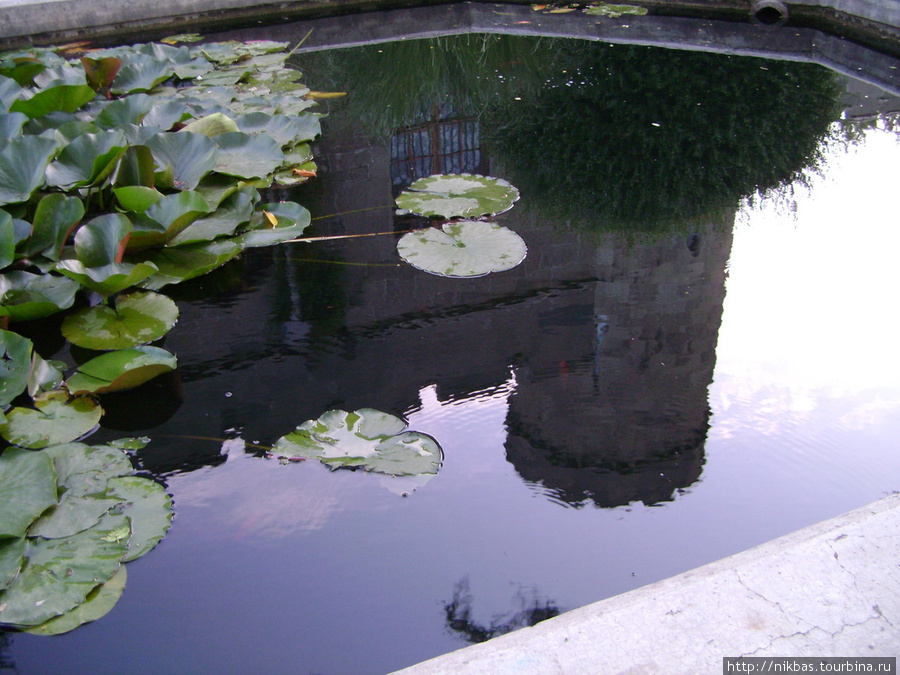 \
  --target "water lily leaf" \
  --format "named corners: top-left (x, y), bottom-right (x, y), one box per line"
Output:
top-left (21, 193), bottom-right (85, 260)
top-left (142, 100), bottom-right (191, 130)
top-left (61, 290), bottom-right (178, 350)
top-left (136, 239), bottom-right (242, 289)
top-left (127, 190), bottom-right (210, 250)
top-left (0, 75), bottom-right (22, 109)
top-left (0, 135), bottom-right (58, 206)
top-left (0, 329), bottom-right (33, 406)
top-left (45, 130), bottom-right (128, 189)
top-left (395, 174), bottom-right (520, 219)
top-left (111, 57), bottom-right (170, 95)
top-left (145, 131), bottom-right (218, 191)
top-left (583, 3), bottom-right (648, 16)
top-left (272, 408), bottom-right (443, 476)
top-left (0, 446), bottom-right (58, 539)
top-left (55, 259), bottom-right (159, 298)
top-left (28, 492), bottom-right (122, 539)
top-left (0, 513), bottom-right (129, 627)
top-left (66, 345), bottom-right (177, 395)
top-left (397, 220), bottom-right (528, 278)
top-left (28, 351), bottom-right (65, 398)
top-left (0, 271), bottom-right (79, 322)
top-left (212, 131), bottom-right (284, 180)
top-left (9, 83), bottom-right (96, 119)
top-left (73, 213), bottom-right (132, 267)
top-left (236, 112), bottom-right (305, 146)
top-left (0, 538), bottom-right (26, 590)
top-left (0, 210), bottom-right (13, 268)
top-left (169, 187), bottom-right (255, 245)
top-left (238, 201), bottom-right (310, 248)
top-left (22, 564), bottom-right (126, 636)
top-left (0, 390), bottom-right (102, 449)
top-left (81, 56), bottom-right (122, 96)
top-left (0, 112), bottom-right (27, 138)
top-left (106, 475), bottom-right (173, 561)
top-left (114, 185), bottom-right (163, 212)
top-left (42, 442), bottom-right (134, 487)
top-left (94, 93), bottom-right (153, 128)
top-left (180, 112), bottom-right (239, 137)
